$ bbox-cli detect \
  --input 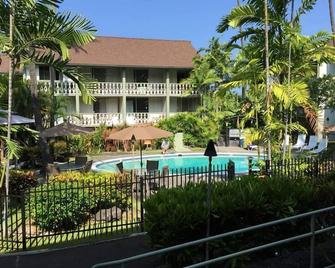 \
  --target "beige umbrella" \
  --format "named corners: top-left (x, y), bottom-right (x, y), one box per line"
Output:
top-left (41, 122), bottom-right (92, 138)
top-left (108, 124), bottom-right (173, 171)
